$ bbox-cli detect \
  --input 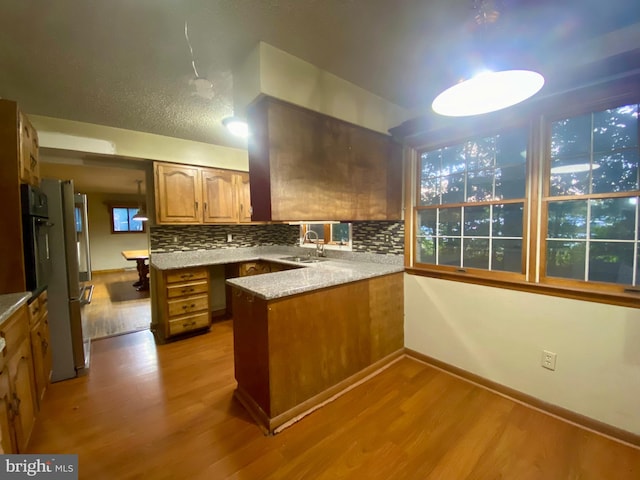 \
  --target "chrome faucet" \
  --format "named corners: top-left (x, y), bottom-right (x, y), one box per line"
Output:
top-left (303, 230), bottom-right (325, 257)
